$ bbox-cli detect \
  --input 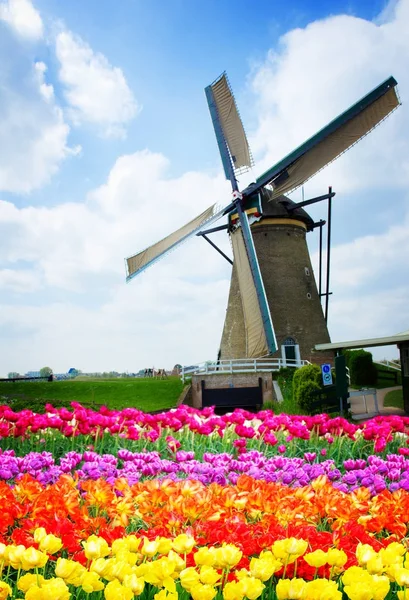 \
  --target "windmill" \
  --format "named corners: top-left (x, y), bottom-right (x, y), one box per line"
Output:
top-left (125, 73), bottom-right (400, 364)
